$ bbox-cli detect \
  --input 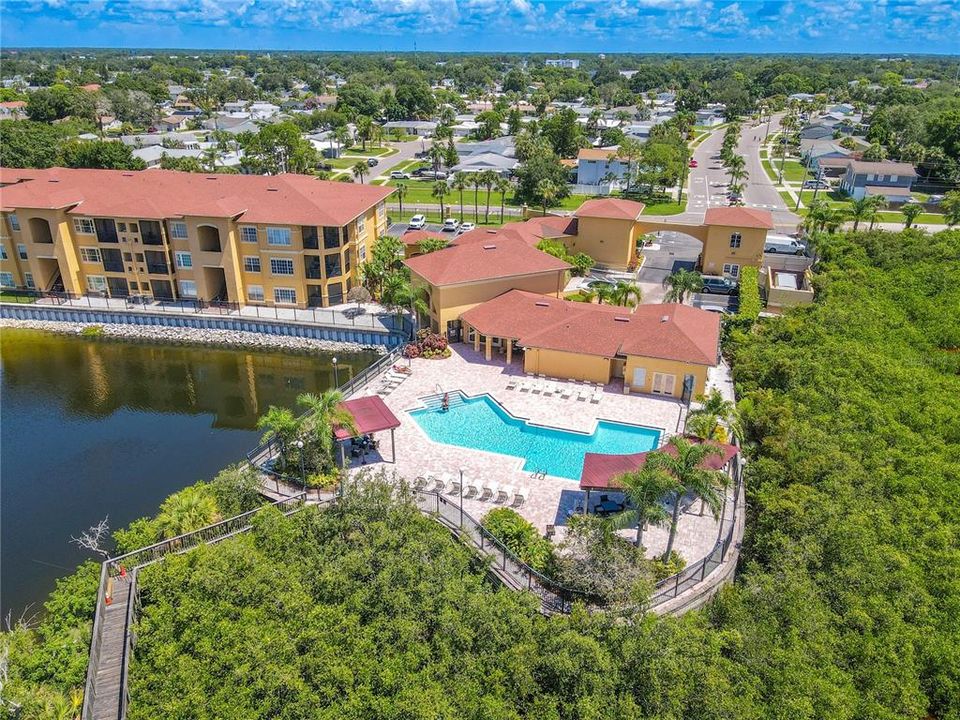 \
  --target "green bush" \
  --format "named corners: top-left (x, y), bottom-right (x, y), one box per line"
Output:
top-left (79, 324), bottom-right (104, 337)
top-left (651, 550), bottom-right (687, 581)
top-left (481, 507), bottom-right (554, 572)
top-left (737, 265), bottom-right (762, 321)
